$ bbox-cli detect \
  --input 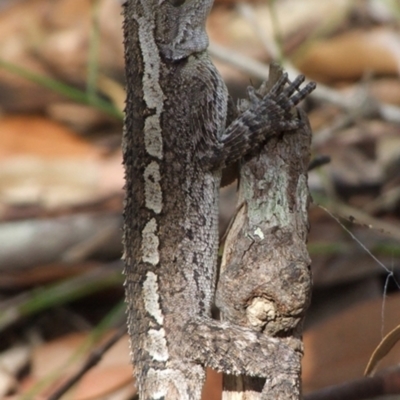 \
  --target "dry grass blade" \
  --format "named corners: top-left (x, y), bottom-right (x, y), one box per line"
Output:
top-left (365, 323), bottom-right (400, 376)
